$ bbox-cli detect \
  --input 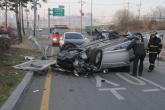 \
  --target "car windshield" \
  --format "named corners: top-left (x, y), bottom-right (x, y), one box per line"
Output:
top-left (65, 33), bottom-right (83, 39)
